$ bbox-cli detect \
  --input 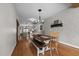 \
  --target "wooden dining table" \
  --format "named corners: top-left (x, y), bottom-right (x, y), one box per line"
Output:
top-left (32, 34), bottom-right (52, 49)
